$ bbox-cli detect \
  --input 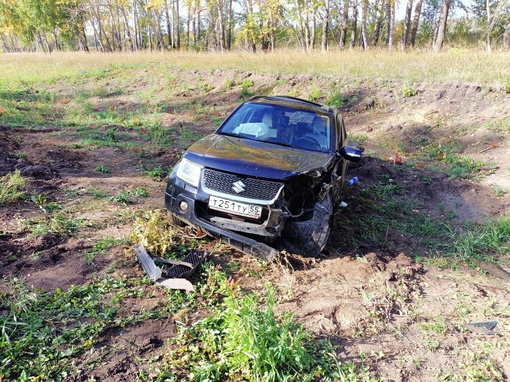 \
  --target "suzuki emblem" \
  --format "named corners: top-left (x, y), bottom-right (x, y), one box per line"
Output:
top-left (232, 180), bottom-right (246, 194)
